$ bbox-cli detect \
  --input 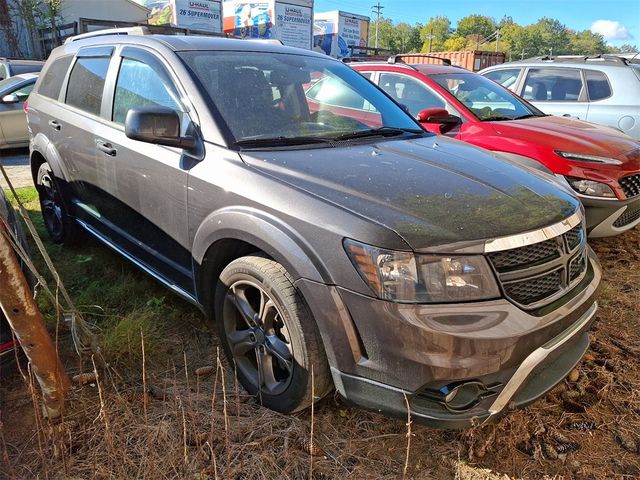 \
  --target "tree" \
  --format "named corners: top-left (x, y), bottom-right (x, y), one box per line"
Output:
top-left (569, 30), bottom-right (608, 55)
top-left (612, 43), bottom-right (639, 53)
top-left (368, 17), bottom-right (396, 50)
top-left (456, 15), bottom-right (496, 39)
top-left (442, 36), bottom-right (467, 51)
top-left (529, 17), bottom-right (570, 56)
top-left (420, 16), bottom-right (451, 52)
